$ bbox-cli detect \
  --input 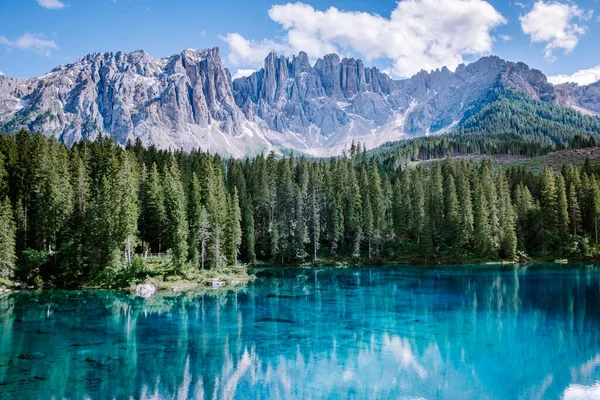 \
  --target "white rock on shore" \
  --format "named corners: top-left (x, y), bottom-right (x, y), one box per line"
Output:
top-left (135, 283), bottom-right (157, 298)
